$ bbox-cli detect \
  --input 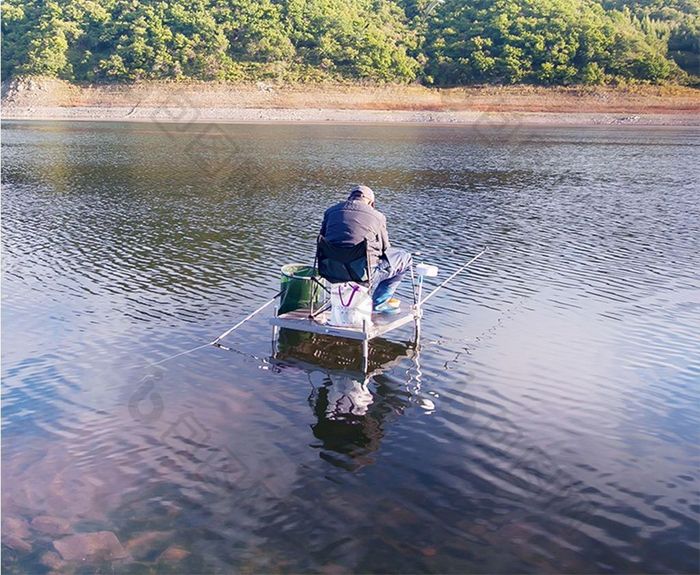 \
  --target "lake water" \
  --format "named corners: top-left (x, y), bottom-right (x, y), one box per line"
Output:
top-left (2, 120), bottom-right (699, 574)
